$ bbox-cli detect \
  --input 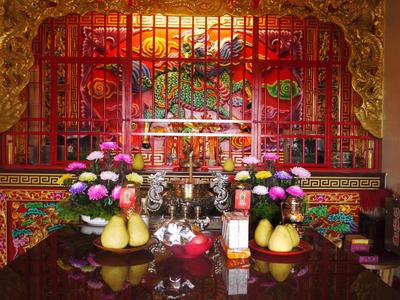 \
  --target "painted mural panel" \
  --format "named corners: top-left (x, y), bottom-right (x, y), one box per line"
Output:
top-left (76, 16), bottom-right (303, 167)
top-left (8, 201), bottom-right (63, 261)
